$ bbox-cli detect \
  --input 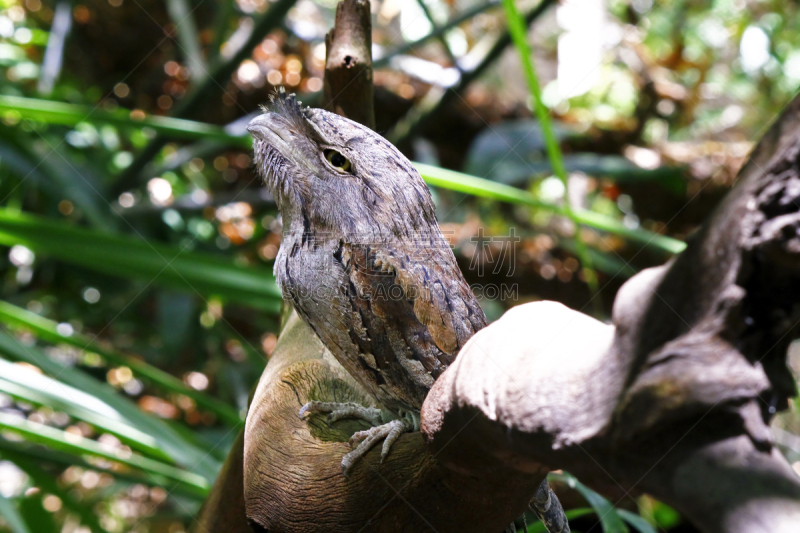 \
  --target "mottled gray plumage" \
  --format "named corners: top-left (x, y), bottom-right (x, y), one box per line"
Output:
top-left (248, 91), bottom-right (569, 533)
top-left (248, 91), bottom-right (486, 417)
